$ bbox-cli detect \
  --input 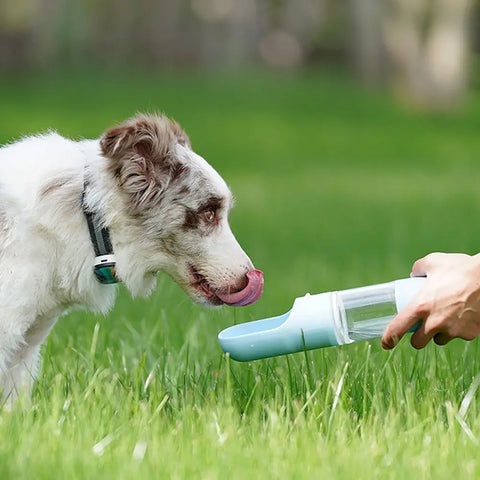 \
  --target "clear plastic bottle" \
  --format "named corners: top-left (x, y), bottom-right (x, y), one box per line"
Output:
top-left (335, 279), bottom-right (422, 343)
top-left (218, 277), bottom-right (426, 361)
